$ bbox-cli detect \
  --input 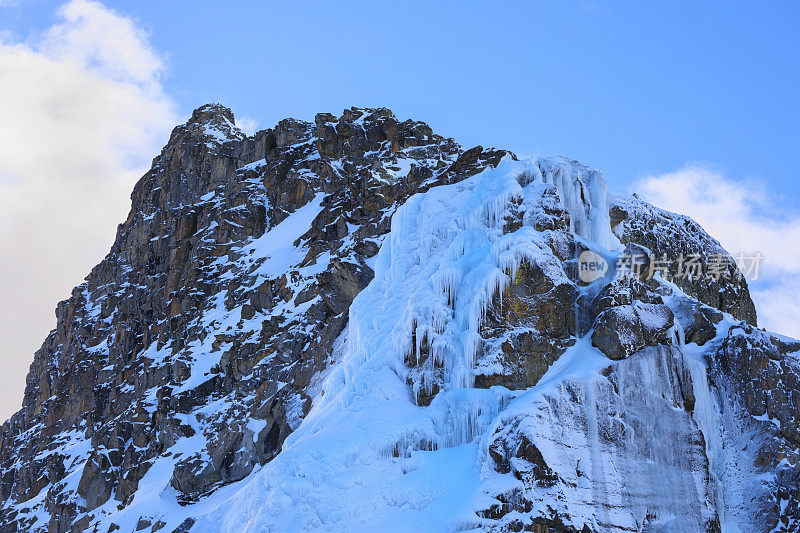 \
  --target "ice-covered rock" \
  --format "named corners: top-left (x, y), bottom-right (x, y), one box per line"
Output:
top-left (481, 346), bottom-right (718, 532)
top-left (0, 105), bottom-right (796, 533)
